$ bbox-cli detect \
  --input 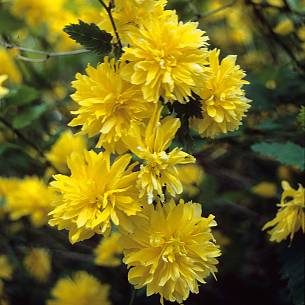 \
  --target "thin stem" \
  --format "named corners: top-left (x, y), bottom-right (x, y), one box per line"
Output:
top-left (97, 0), bottom-right (123, 50)
top-left (0, 116), bottom-right (58, 172)
top-left (128, 288), bottom-right (136, 305)
top-left (0, 40), bottom-right (89, 62)
top-left (200, 0), bottom-right (237, 19)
